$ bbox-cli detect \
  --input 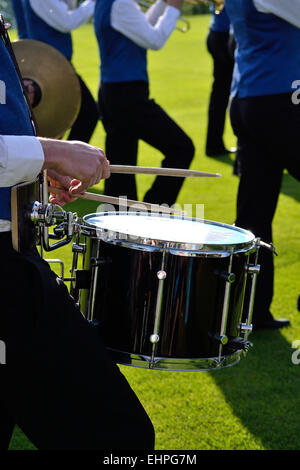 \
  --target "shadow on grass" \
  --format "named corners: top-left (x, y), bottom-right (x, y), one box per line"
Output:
top-left (210, 328), bottom-right (300, 450)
